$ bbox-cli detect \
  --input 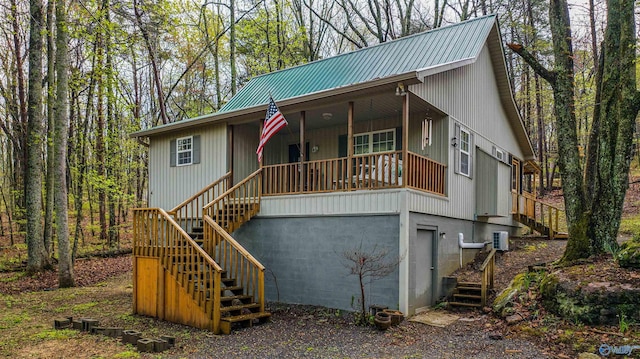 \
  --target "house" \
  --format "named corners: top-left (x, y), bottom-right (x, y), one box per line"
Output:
top-left (130, 15), bottom-right (562, 334)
